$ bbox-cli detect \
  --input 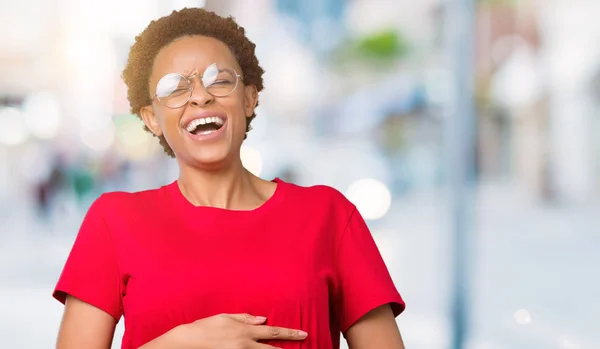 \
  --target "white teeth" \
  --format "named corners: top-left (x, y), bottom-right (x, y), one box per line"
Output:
top-left (185, 116), bottom-right (225, 132)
